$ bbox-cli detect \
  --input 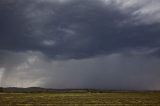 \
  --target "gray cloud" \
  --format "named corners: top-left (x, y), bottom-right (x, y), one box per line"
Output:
top-left (0, 0), bottom-right (160, 59)
top-left (103, 0), bottom-right (160, 24)
top-left (0, 0), bottom-right (160, 90)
